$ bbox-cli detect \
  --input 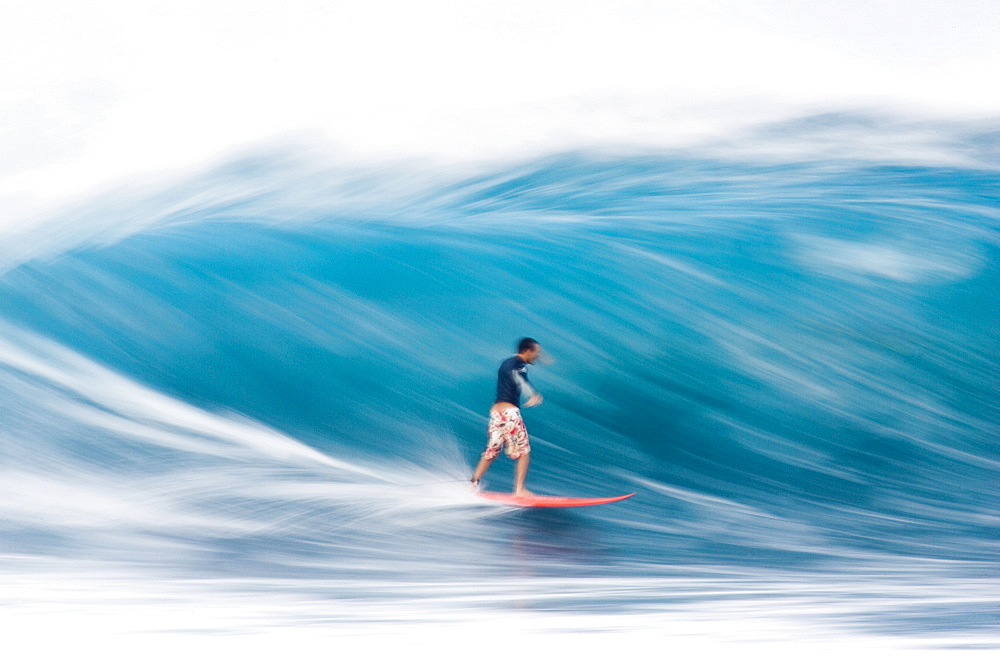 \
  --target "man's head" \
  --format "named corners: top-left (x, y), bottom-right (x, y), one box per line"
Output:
top-left (517, 337), bottom-right (541, 364)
